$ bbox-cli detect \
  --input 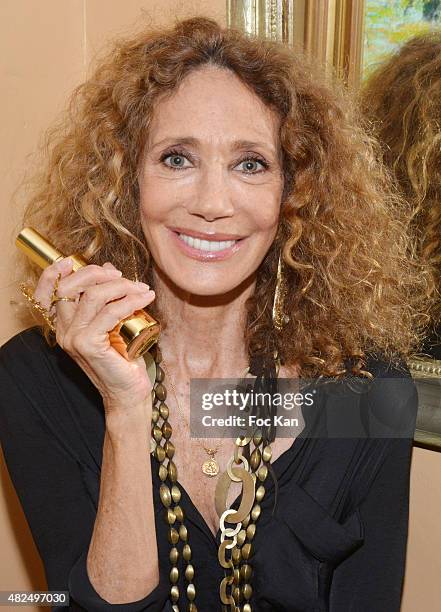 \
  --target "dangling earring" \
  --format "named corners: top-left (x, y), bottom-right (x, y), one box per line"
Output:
top-left (130, 239), bottom-right (139, 282)
top-left (272, 252), bottom-right (290, 331)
